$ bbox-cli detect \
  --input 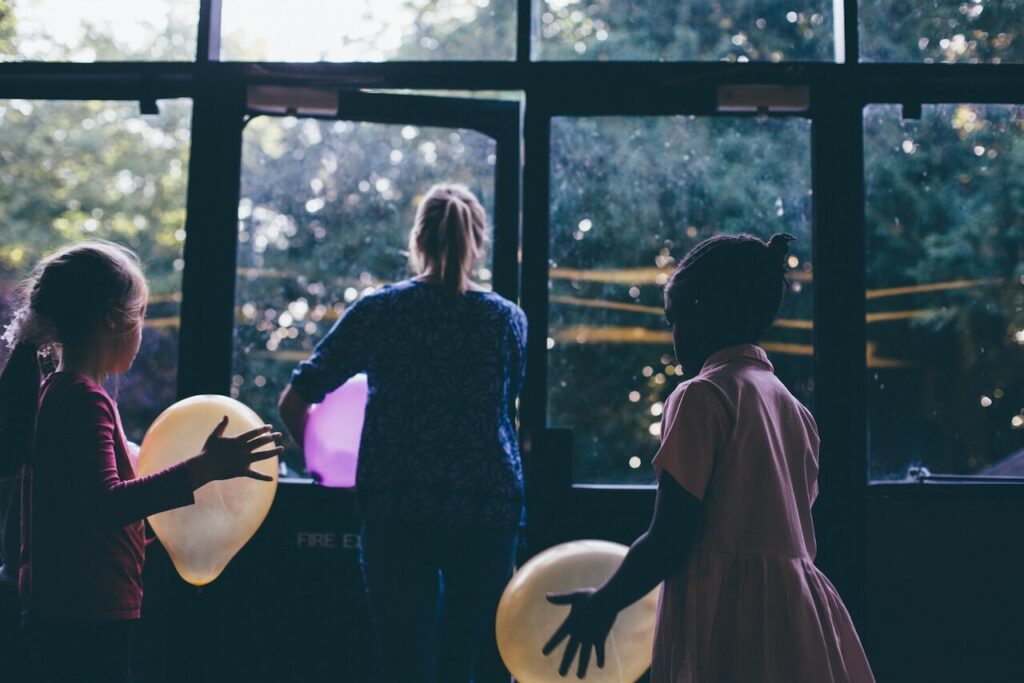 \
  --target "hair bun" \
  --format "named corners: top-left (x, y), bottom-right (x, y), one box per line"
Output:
top-left (767, 233), bottom-right (796, 260)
